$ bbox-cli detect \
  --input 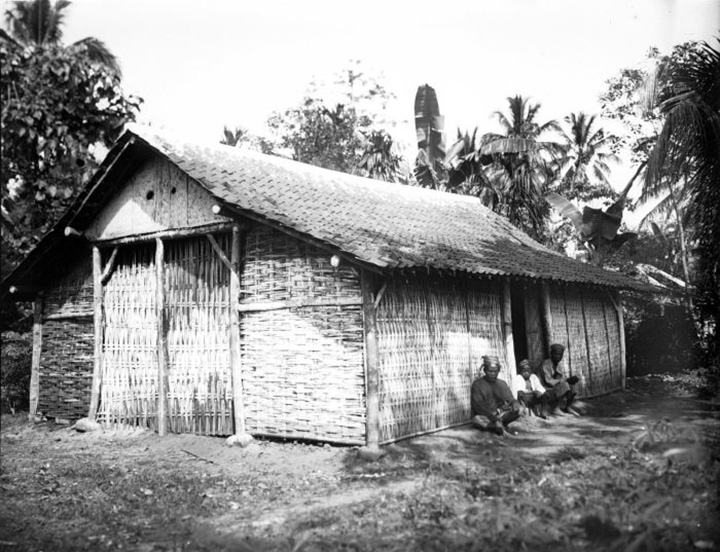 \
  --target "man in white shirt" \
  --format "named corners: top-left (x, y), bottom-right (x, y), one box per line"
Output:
top-left (512, 359), bottom-right (548, 419)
